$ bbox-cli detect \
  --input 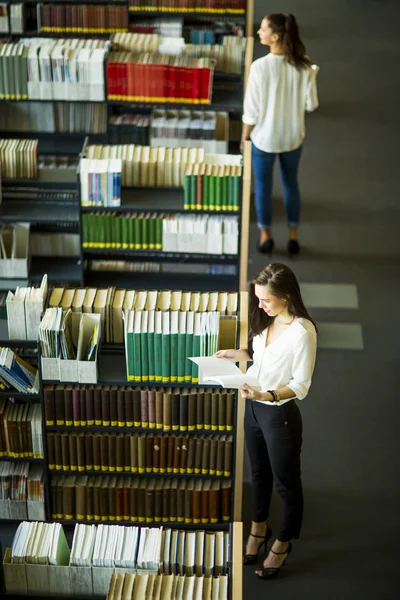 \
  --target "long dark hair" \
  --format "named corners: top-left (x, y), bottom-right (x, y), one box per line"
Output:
top-left (248, 263), bottom-right (317, 355)
top-left (267, 13), bottom-right (311, 70)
